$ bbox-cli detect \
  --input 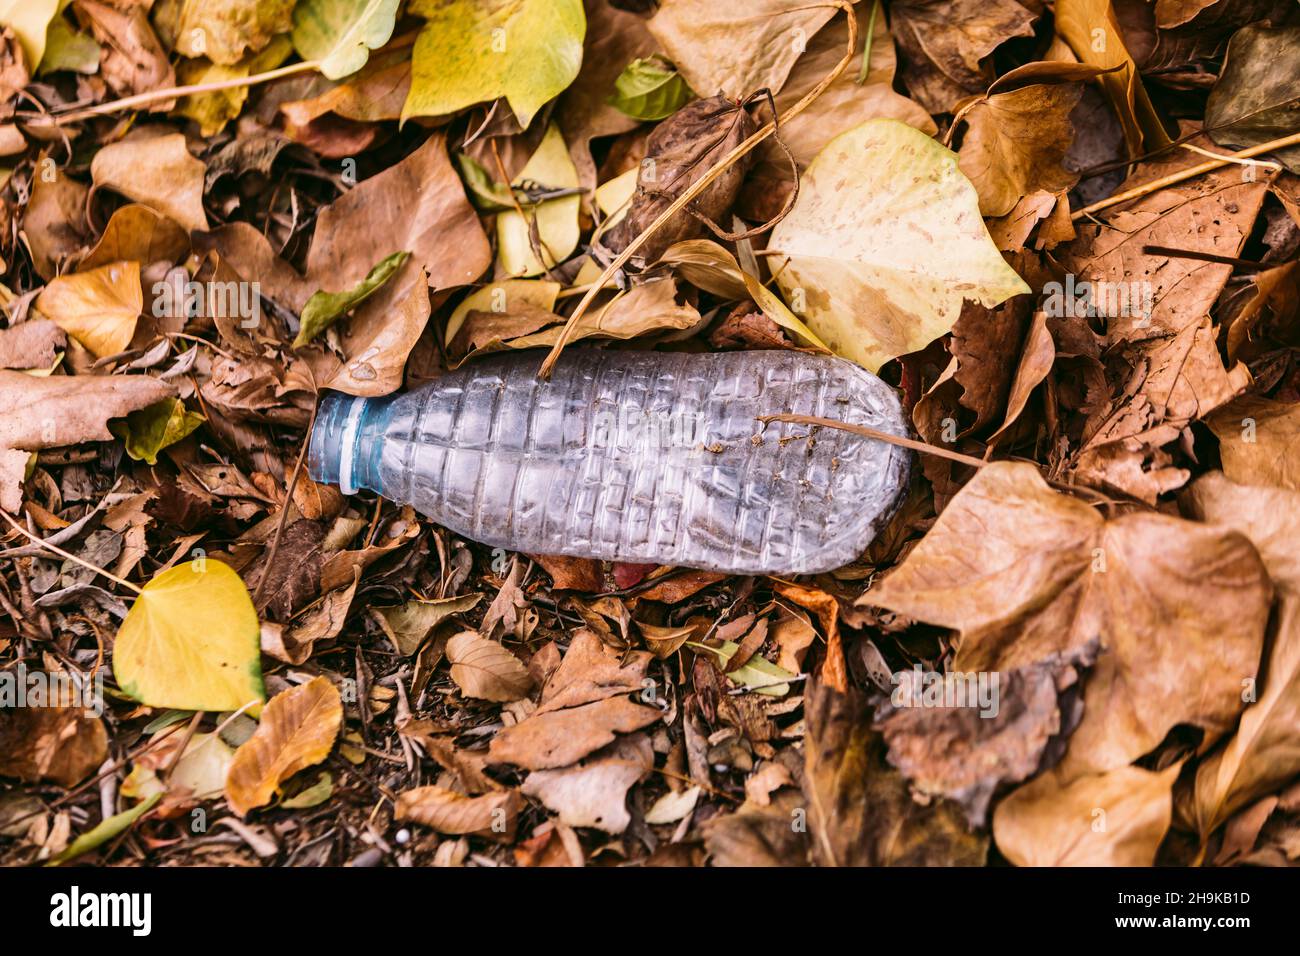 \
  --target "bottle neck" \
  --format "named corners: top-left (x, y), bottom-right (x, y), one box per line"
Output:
top-left (308, 392), bottom-right (382, 495)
